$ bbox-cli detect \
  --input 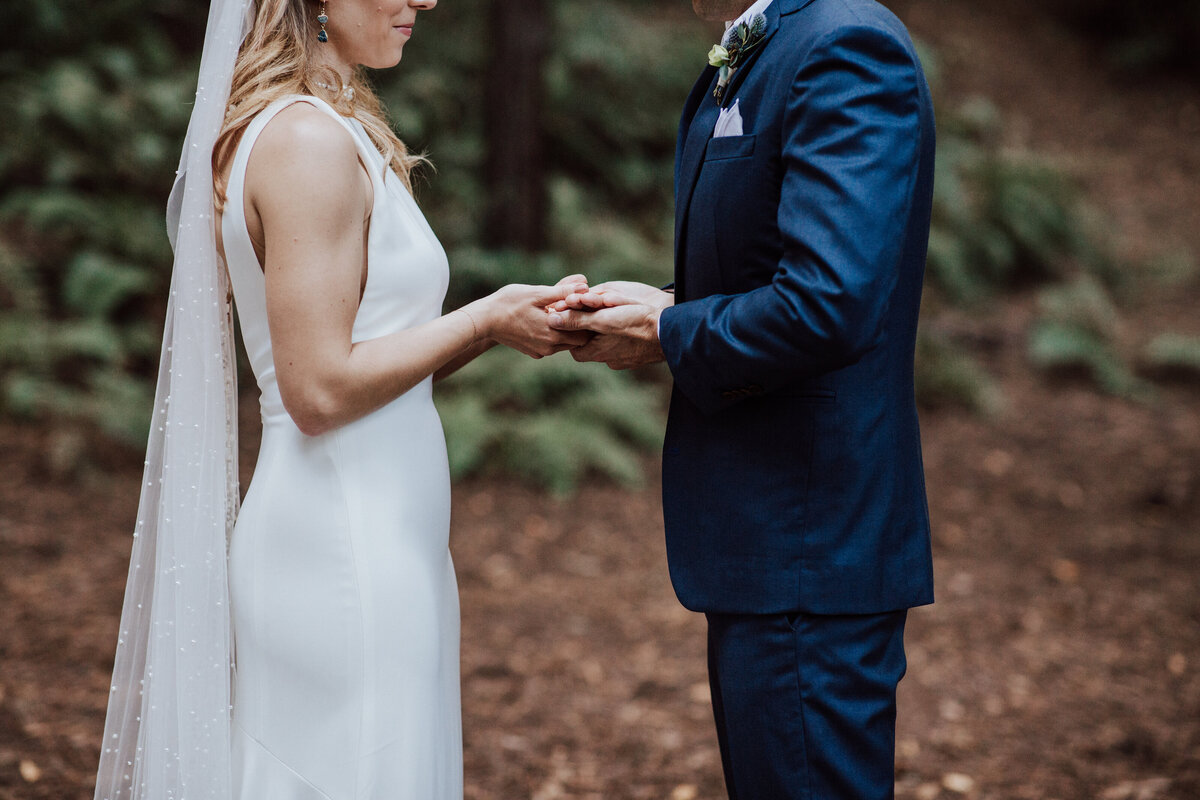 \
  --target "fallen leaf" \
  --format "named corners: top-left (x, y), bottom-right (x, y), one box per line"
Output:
top-left (19, 760), bottom-right (42, 783)
top-left (939, 698), bottom-right (966, 722)
top-left (671, 784), bottom-right (698, 800)
top-left (1100, 778), bottom-right (1172, 800)
top-left (915, 782), bottom-right (941, 800)
top-left (1051, 558), bottom-right (1080, 584)
top-left (942, 772), bottom-right (975, 794)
